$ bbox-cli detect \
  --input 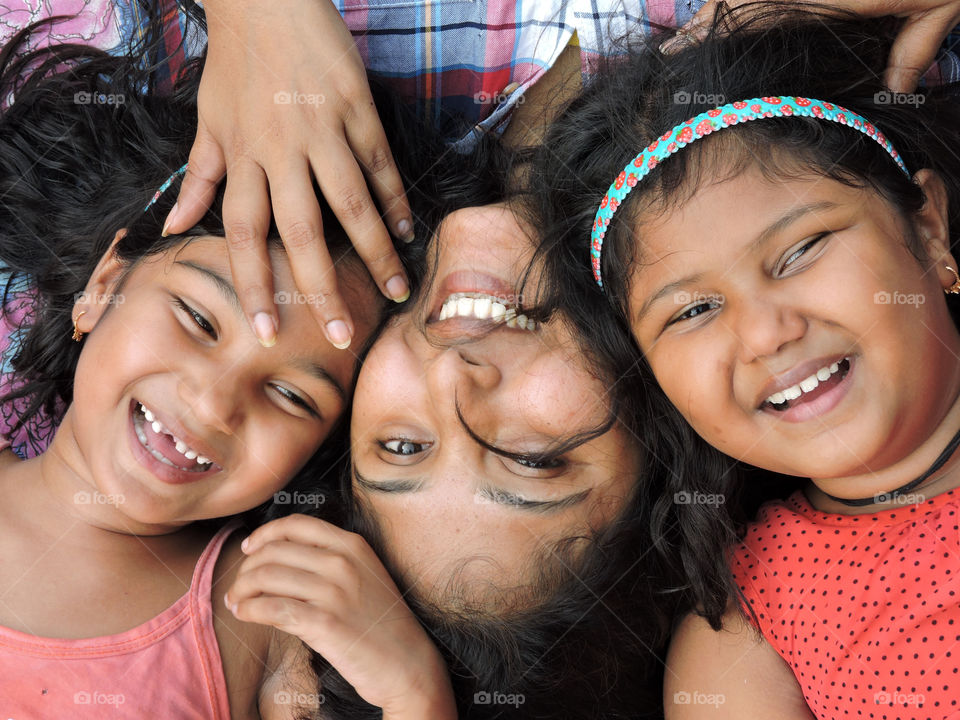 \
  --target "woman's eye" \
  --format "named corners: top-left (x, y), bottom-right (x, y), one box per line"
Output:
top-left (381, 439), bottom-right (429, 455)
top-left (780, 233), bottom-right (829, 273)
top-left (514, 455), bottom-right (564, 471)
top-left (174, 298), bottom-right (217, 339)
top-left (271, 384), bottom-right (319, 419)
